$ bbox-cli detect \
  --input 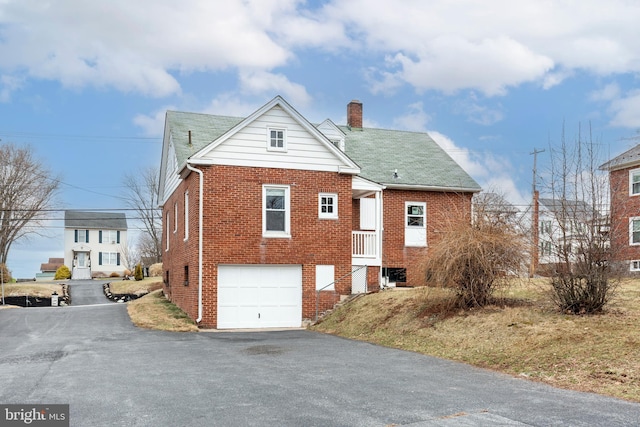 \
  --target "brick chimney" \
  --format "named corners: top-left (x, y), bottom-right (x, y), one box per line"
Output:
top-left (347, 100), bottom-right (363, 129)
